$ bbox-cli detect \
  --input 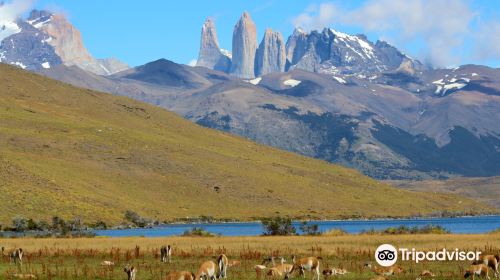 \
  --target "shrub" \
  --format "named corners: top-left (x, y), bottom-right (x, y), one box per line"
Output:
top-left (490, 228), bottom-right (500, 234)
top-left (261, 217), bottom-right (296, 236)
top-left (89, 220), bottom-right (108, 230)
top-left (12, 217), bottom-right (28, 232)
top-left (300, 221), bottom-right (321, 236)
top-left (322, 228), bottom-right (348, 236)
top-left (361, 225), bottom-right (450, 235)
top-left (124, 210), bottom-right (151, 228)
top-left (181, 227), bottom-right (217, 237)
